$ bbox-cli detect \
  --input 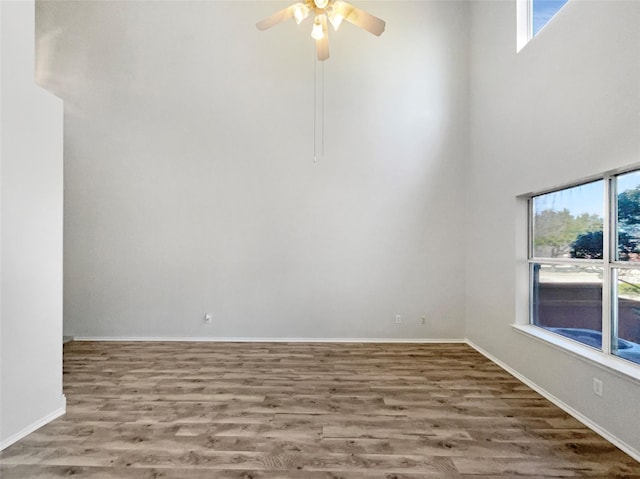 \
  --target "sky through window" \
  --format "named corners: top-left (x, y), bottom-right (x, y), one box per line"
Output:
top-left (533, 0), bottom-right (569, 36)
